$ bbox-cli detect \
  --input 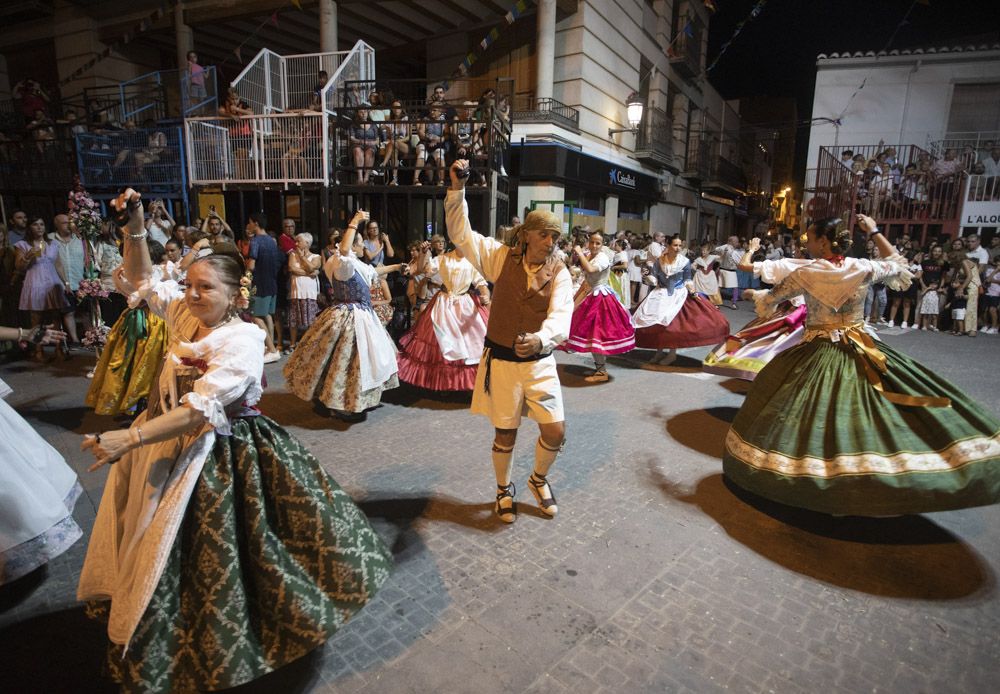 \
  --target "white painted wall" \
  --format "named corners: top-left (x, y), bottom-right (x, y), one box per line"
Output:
top-left (805, 49), bottom-right (1000, 175)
